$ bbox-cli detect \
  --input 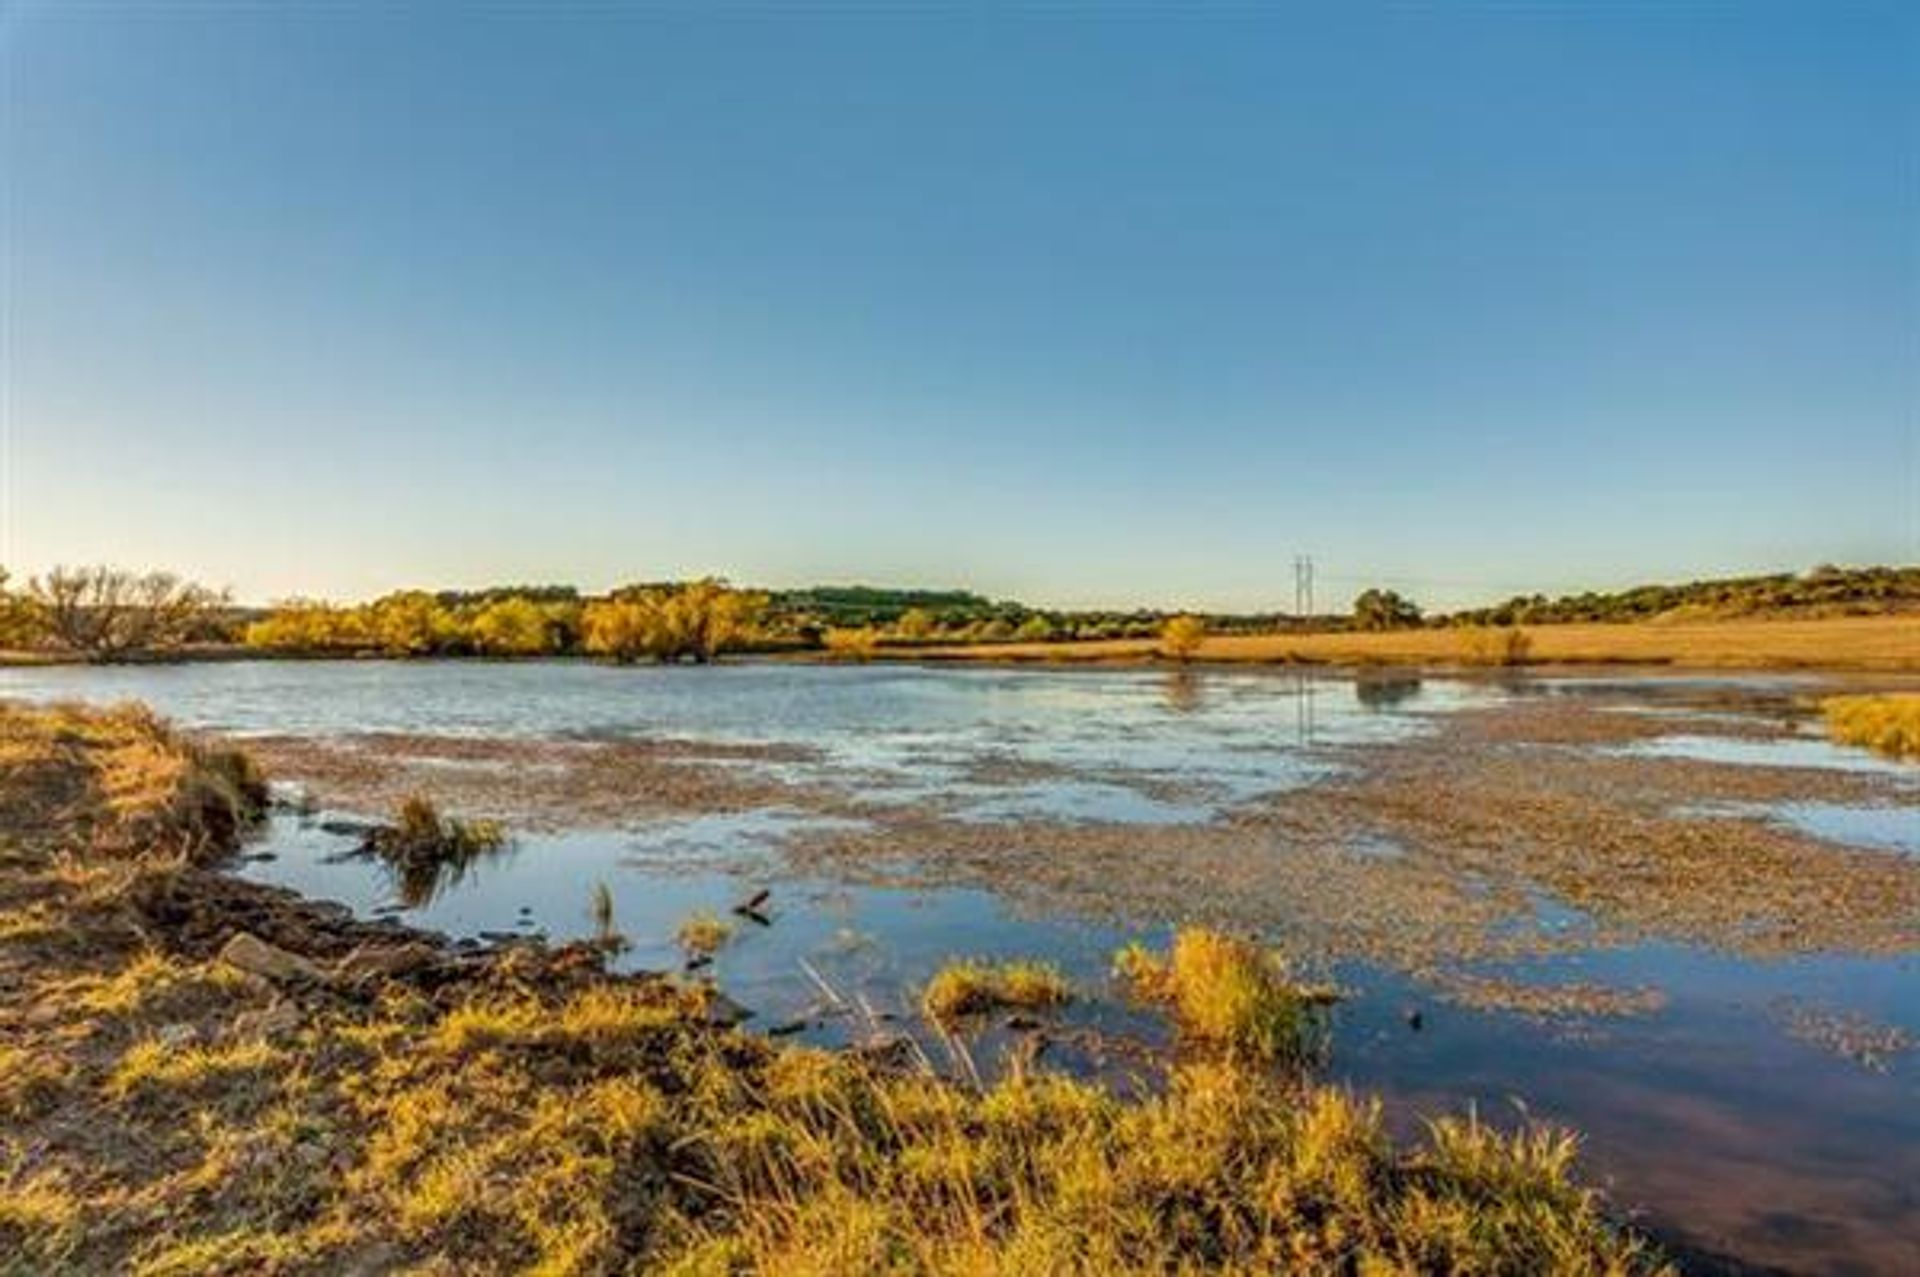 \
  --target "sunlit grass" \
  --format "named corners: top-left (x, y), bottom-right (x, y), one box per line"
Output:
top-left (676, 910), bottom-right (735, 957)
top-left (1823, 693), bottom-right (1920, 760)
top-left (922, 959), bottom-right (1072, 1024)
top-left (1115, 927), bottom-right (1337, 1062)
